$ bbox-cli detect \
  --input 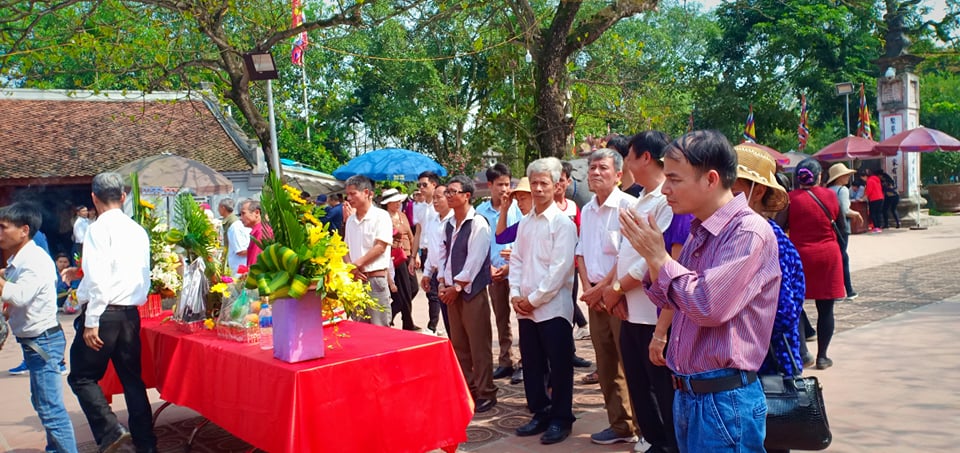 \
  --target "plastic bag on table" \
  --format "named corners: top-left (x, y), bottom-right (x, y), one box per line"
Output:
top-left (174, 258), bottom-right (207, 328)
